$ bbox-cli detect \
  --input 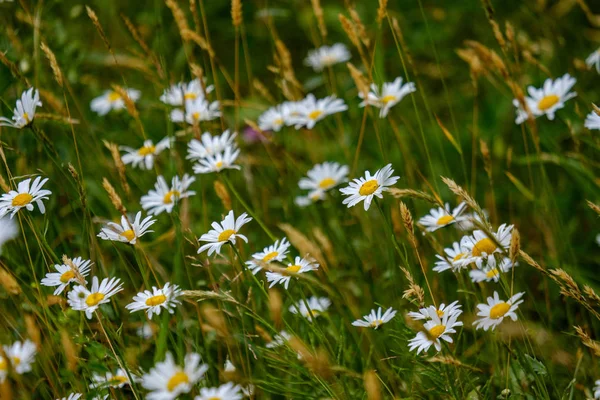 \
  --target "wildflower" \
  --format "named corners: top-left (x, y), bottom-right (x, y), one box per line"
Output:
top-left (90, 88), bottom-right (140, 116)
top-left (0, 355), bottom-right (6, 383)
top-left (289, 296), bottom-right (331, 321)
top-left (294, 190), bottom-right (326, 207)
top-left (266, 256), bottom-right (319, 289)
top-left (513, 73), bottom-right (576, 124)
top-left (0, 215), bottom-right (19, 255)
top-left (224, 358), bottom-right (236, 372)
top-left (594, 380), bottom-right (600, 399)
top-left (299, 162), bottom-right (349, 193)
top-left (67, 276), bottom-right (123, 319)
top-left (90, 368), bottom-right (140, 389)
top-left (195, 382), bottom-right (243, 400)
top-left (141, 175), bottom-right (196, 215)
top-left (265, 330), bottom-right (291, 348)
top-left (586, 48), bottom-right (600, 73)
top-left (454, 210), bottom-right (488, 231)
top-left (2, 339), bottom-right (37, 375)
top-left (137, 323), bottom-right (154, 339)
top-left (289, 94), bottom-right (347, 129)
top-left (160, 79), bottom-right (213, 106)
top-left (433, 242), bottom-right (468, 273)
top-left (245, 237), bottom-right (291, 274)
top-left (198, 210), bottom-right (252, 256)
top-left (339, 164), bottom-right (399, 211)
top-left (125, 282), bottom-right (182, 319)
top-left (57, 394), bottom-right (82, 400)
top-left (141, 352), bottom-right (208, 400)
top-left (352, 307), bottom-right (397, 329)
top-left (418, 202), bottom-right (467, 232)
top-left (192, 145), bottom-right (241, 174)
top-left (408, 312), bottom-right (462, 354)
top-left (407, 301), bottom-right (462, 321)
top-left (0, 87), bottom-right (42, 128)
top-left (359, 77), bottom-right (416, 118)
top-left (186, 130), bottom-right (237, 161)
top-left (585, 110), bottom-right (600, 130)
top-left (170, 98), bottom-right (221, 124)
top-left (257, 105), bottom-right (287, 132)
top-left (97, 212), bottom-right (156, 245)
top-left (469, 256), bottom-right (515, 283)
top-left (304, 43), bottom-right (351, 72)
top-left (40, 256), bottom-right (92, 295)
top-left (120, 137), bottom-right (172, 170)
top-left (0, 176), bottom-right (51, 218)
top-left (458, 224), bottom-right (513, 265)
top-left (473, 291), bottom-right (524, 331)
